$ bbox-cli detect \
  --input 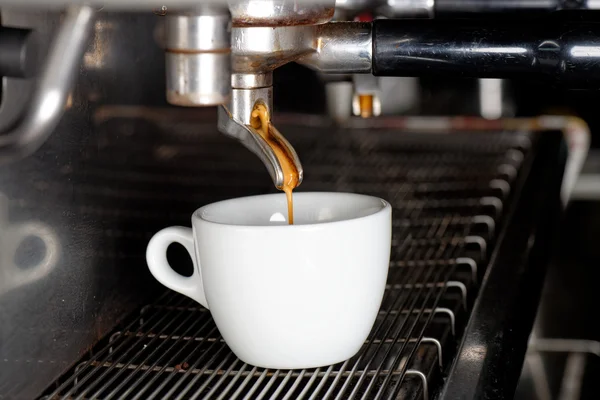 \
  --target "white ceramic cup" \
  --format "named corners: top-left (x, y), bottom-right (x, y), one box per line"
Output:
top-left (146, 192), bottom-right (392, 369)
